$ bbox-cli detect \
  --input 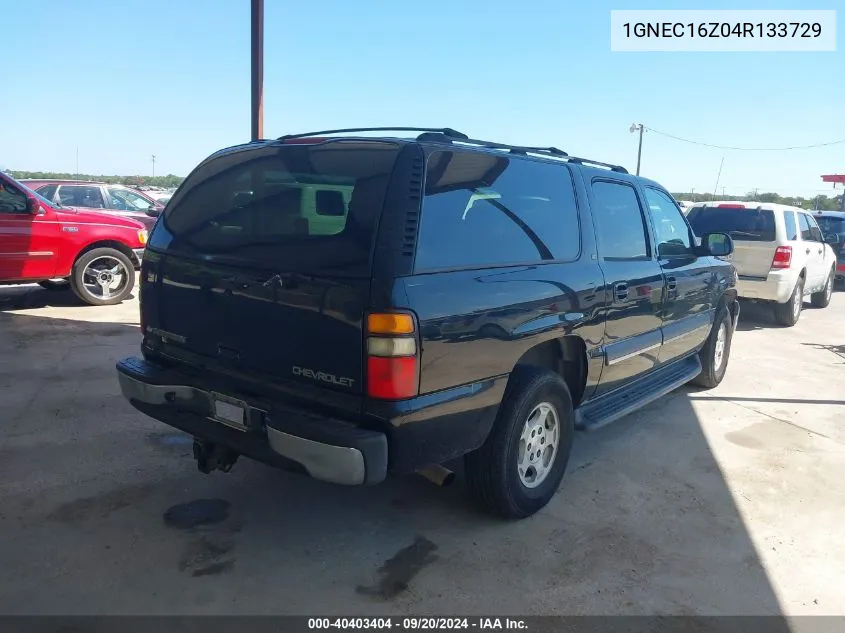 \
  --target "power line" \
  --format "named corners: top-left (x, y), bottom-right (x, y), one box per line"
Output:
top-left (644, 126), bottom-right (845, 151)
